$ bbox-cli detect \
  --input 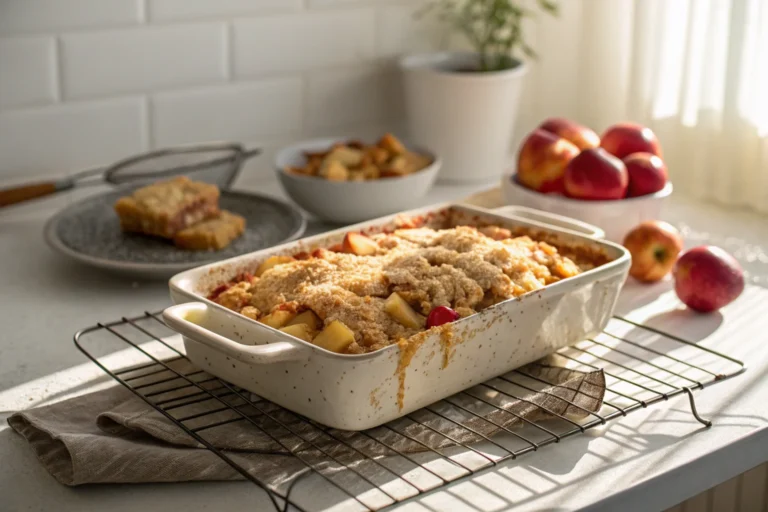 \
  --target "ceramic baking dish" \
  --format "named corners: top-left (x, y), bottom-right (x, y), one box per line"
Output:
top-left (163, 204), bottom-right (630, 430)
